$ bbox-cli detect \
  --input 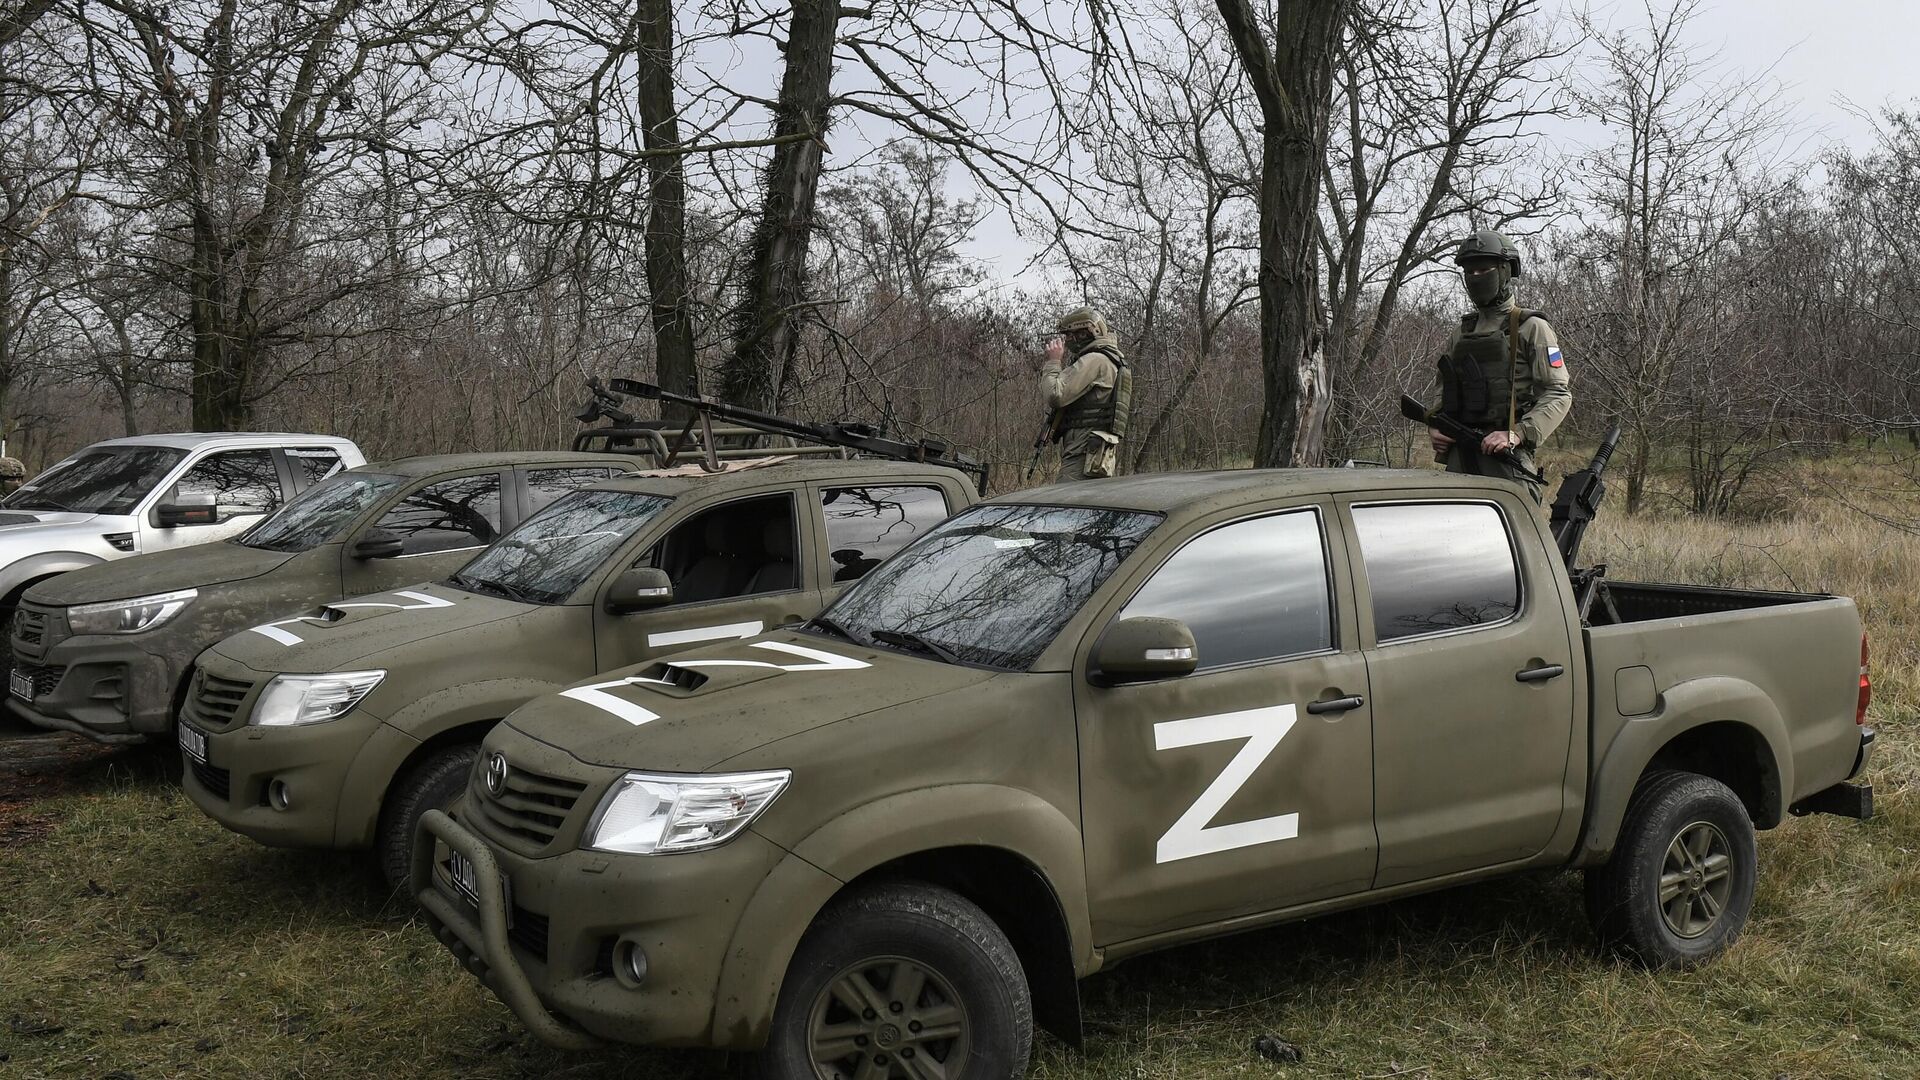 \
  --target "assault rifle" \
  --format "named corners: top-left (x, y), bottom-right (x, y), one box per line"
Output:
top-left (1398, 394), bottom-right (1545, 485)
top-left (1024, 409), bottom-right (1067, 481)
top-left (598, 377), bottom-right (990, 494)
top-left (1550, 422), bottom-right (1623, 622)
